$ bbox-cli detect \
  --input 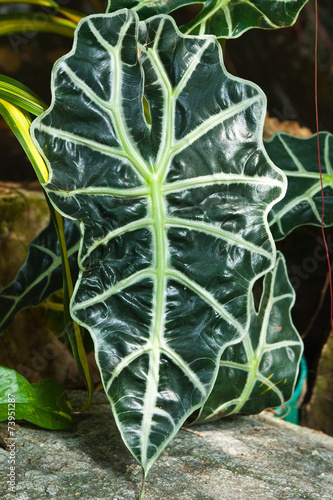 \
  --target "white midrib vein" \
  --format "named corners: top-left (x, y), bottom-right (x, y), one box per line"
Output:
top-left (82, 24), bottom-right (170, 457)
top-left (139, 20), bottom-right (172, 463)
top-left (140, 175), bottom-right (167, 463)
top-left (87, 18), bottom-right (152, 183)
